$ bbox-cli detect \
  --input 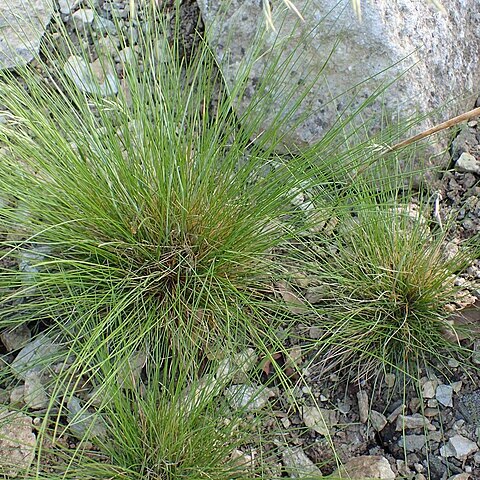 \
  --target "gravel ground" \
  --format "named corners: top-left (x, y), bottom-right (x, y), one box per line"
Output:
top-left (0, 1), bottom-right (479, 479)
